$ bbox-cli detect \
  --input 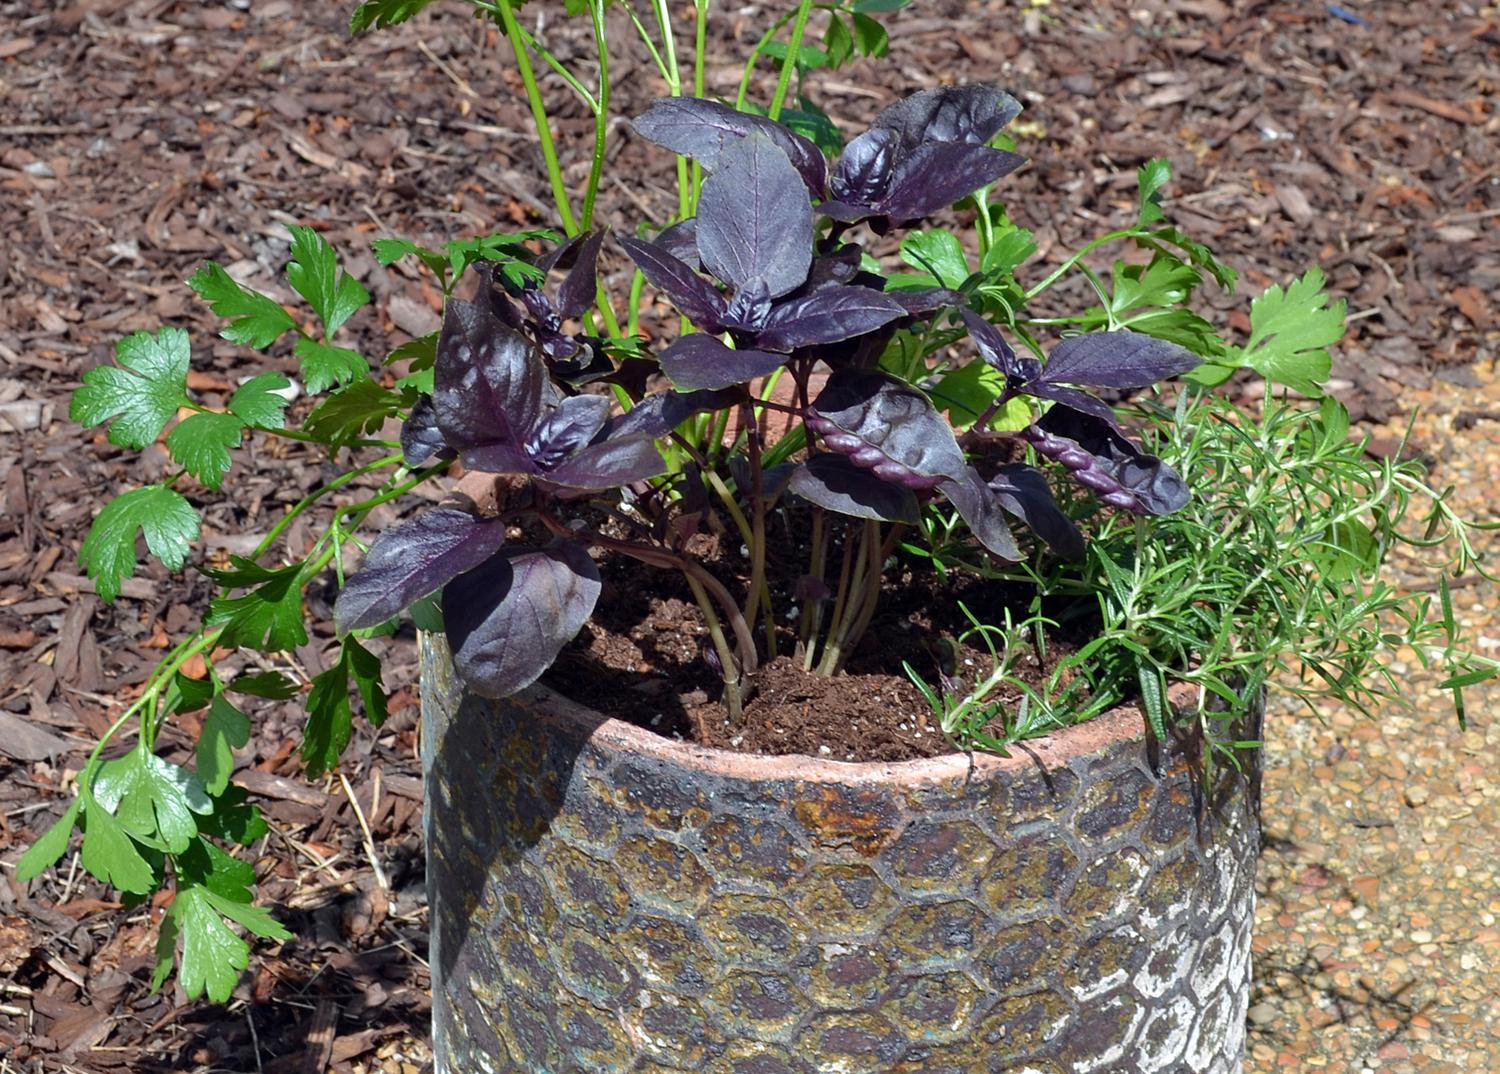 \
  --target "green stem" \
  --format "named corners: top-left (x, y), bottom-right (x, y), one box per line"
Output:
top-left (734, 10), bottom-right (798, 112)
top-left (268, 426), bottom-right (398, 450)
top-left (511, 22), bottom-right (598, 110)
top-left (1024, 227), bottom-right (1136, 303)
top-left (686, 574), bottom-right (743, 723)
top-left (496, 0), bottom-right (579, 235)
top-left (253, 454), bottom-right (405, 564)
top-left (768, 0), bottom-right (815, 121)
top-left (580, 0), bottom-right (611, 232)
